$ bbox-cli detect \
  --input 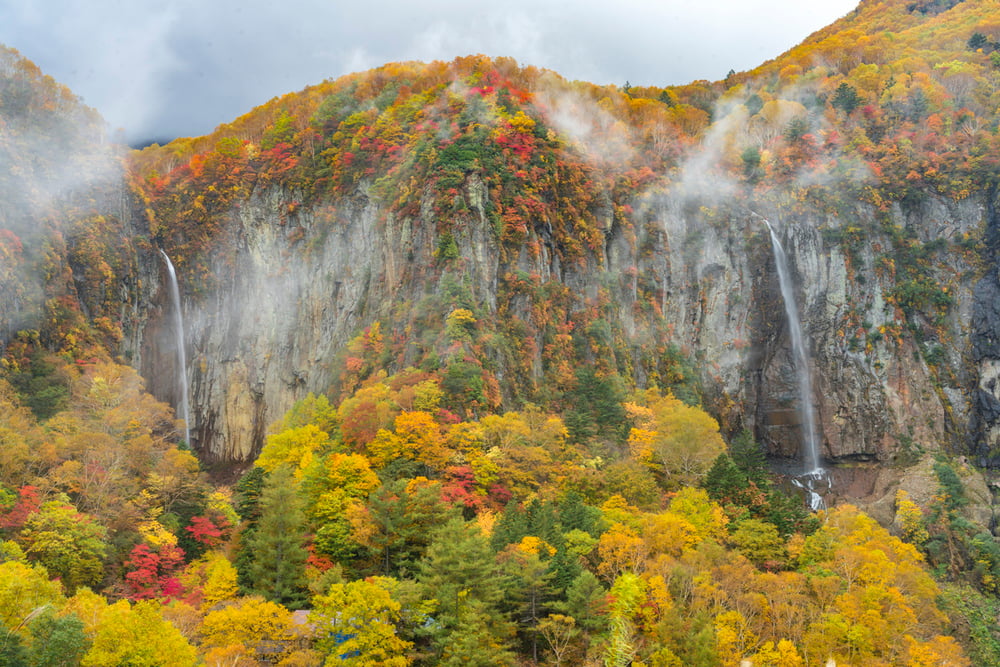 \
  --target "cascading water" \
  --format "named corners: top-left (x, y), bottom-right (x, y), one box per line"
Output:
top-left (159, 250), bottom-right (191, 447)
top-left (756, 214), bottom-right (829, 510)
